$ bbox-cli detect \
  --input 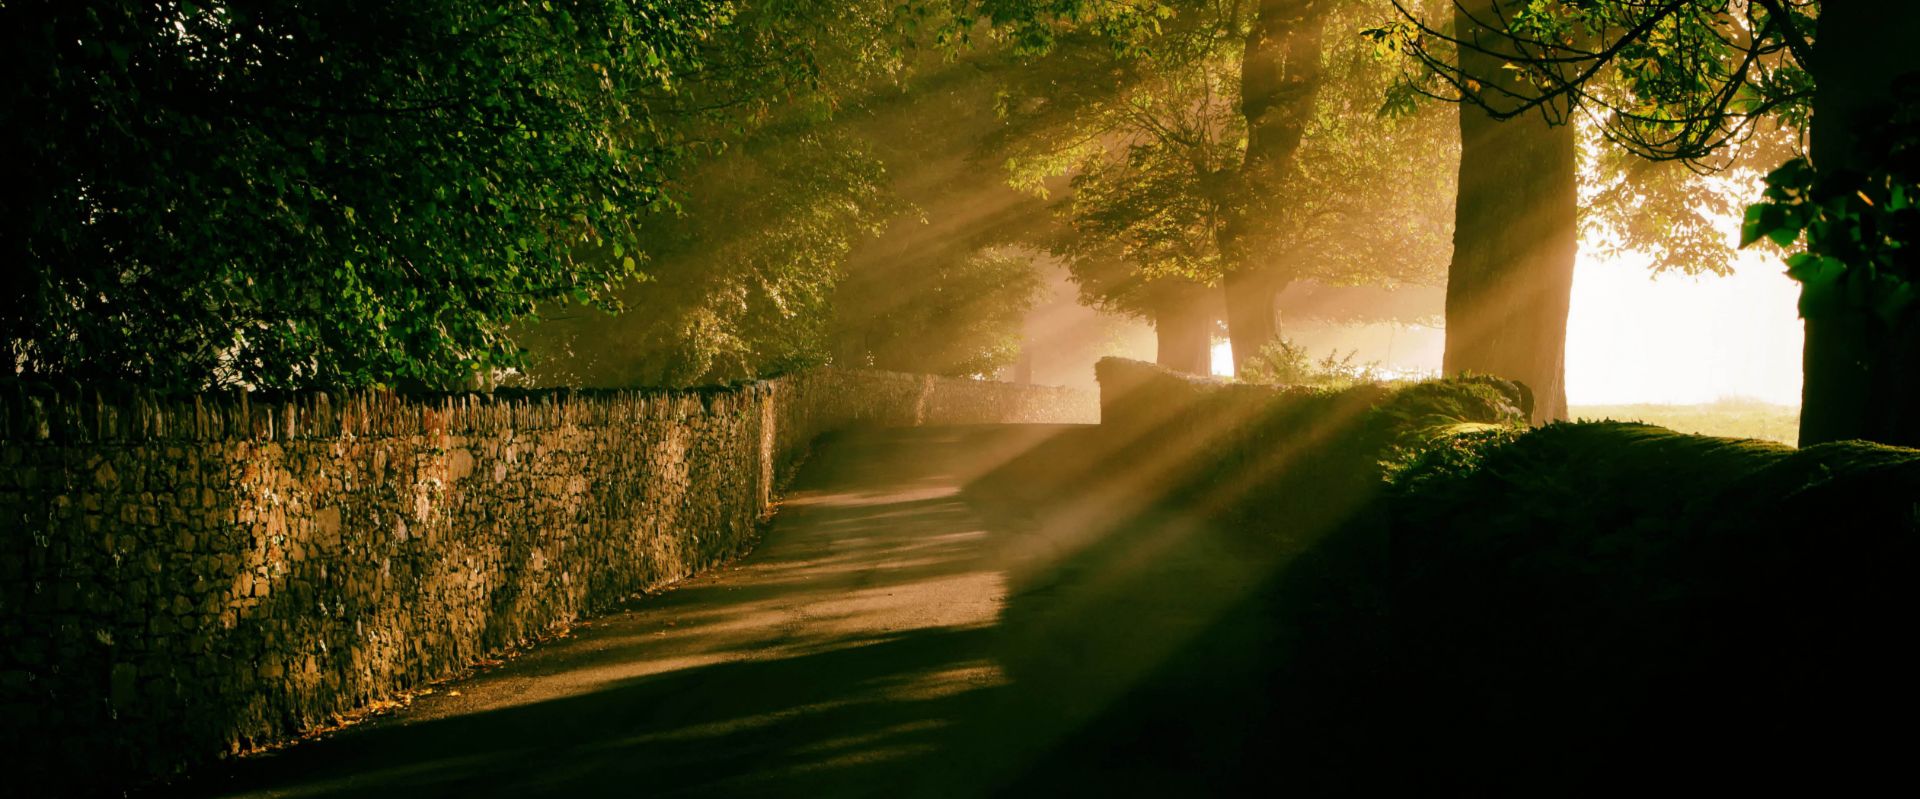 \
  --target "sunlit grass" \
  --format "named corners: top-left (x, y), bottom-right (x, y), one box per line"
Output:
top-left (1569, 398), bottom-right (1799, 445)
